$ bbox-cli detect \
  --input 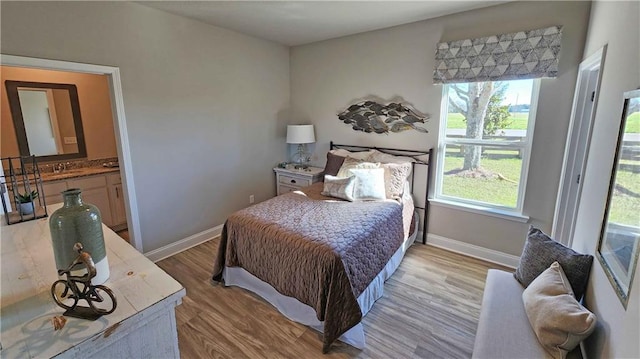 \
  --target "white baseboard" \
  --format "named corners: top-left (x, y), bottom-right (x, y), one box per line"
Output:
top-left (145, 226), bottom-right (519, 267)
top-left (145, 224), bottom-right (223, 263)
top-left (419, 232), bottom-right (520, 269)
